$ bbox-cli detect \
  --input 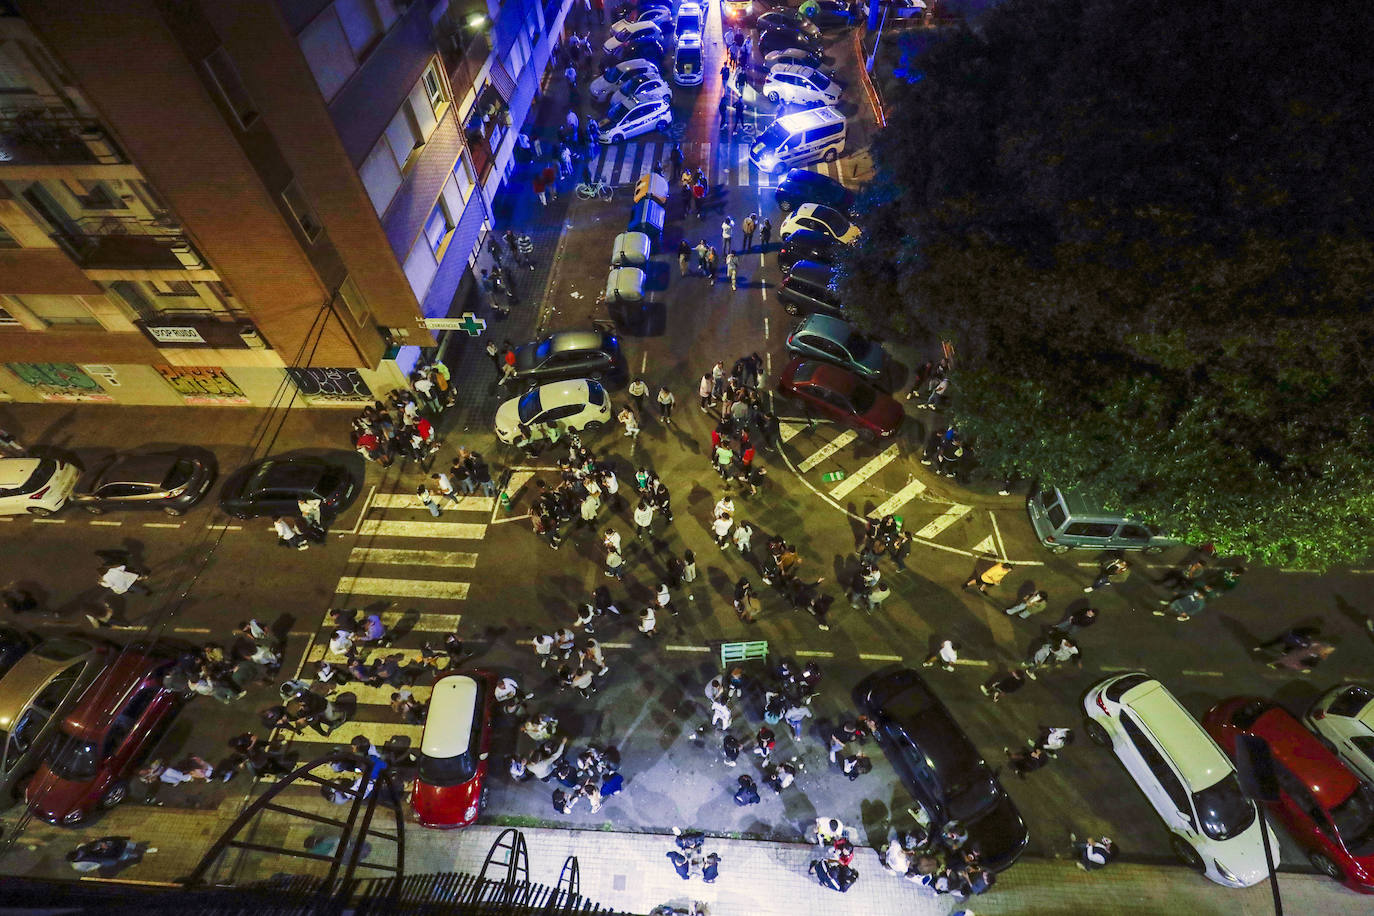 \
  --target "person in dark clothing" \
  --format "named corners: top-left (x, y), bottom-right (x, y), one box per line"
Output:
top-left (1005, 745), bottom-right (1050, 778)
top-left (980, 669), bottom-right (1027, 703)
top-left (733, 774), bottom-right (761, 806)
top-left (1253, 625), bottom-right (1321, 656)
